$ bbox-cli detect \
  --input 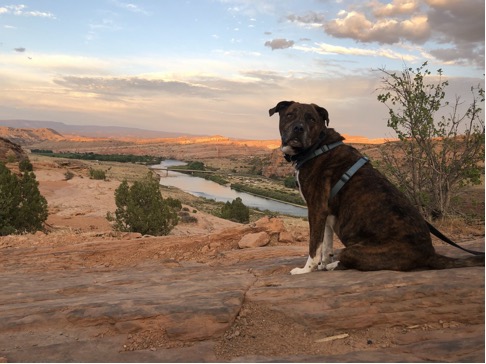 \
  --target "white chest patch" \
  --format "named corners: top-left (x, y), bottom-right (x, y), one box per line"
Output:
top-left (295, 169), bottom-right (306, 203)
